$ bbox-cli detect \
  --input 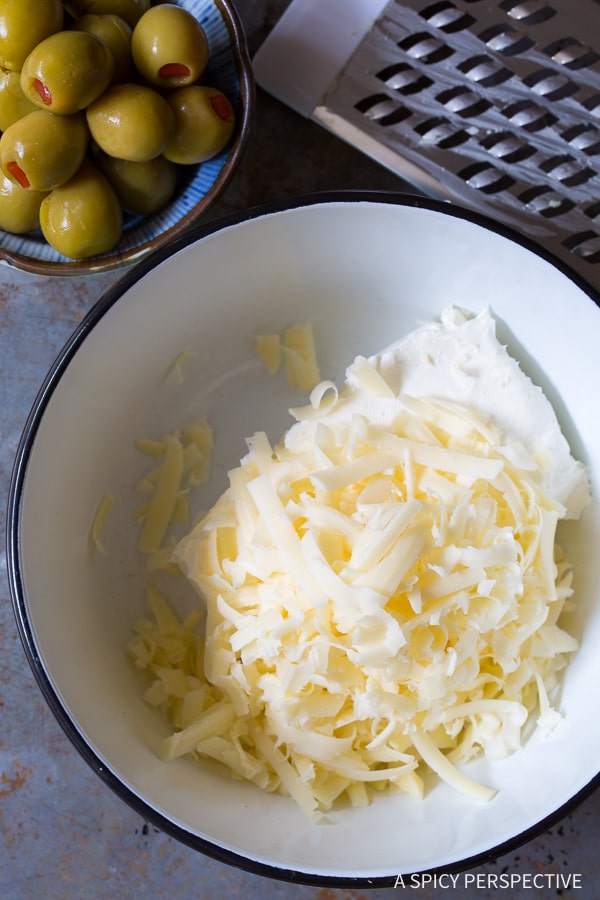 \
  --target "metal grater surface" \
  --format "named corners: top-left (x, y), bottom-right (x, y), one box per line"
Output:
top-left (314, 0), bottom-right (600, 280)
